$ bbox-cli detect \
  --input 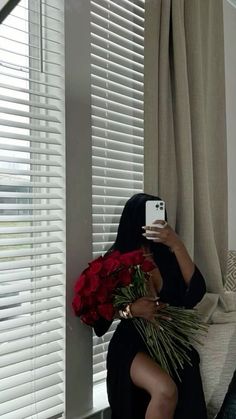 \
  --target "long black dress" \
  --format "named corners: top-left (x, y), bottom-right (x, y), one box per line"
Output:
top-left (216, 370), bottom-right (236, 419)
top-left (94, 245), bottom-right (208, 419)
